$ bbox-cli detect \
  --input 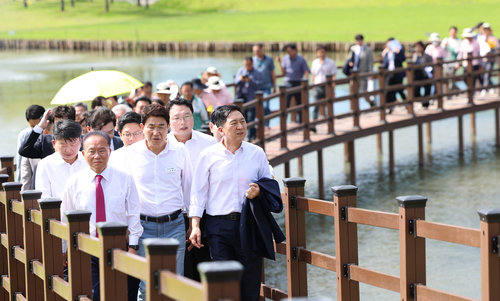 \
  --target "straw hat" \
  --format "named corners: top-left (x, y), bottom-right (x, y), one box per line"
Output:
top-left (483, 23), bottom-right (491, 29)
top-left (206, 66), bottom-right (219, 75)
top-left (157, 81), bottom-right (178, 95)
top-left (462, 28), bottom-right (476, 38)
top-left (428, 32), bottom-right (441, 42)
top-left (207, 76), bottom-right (222, 91)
